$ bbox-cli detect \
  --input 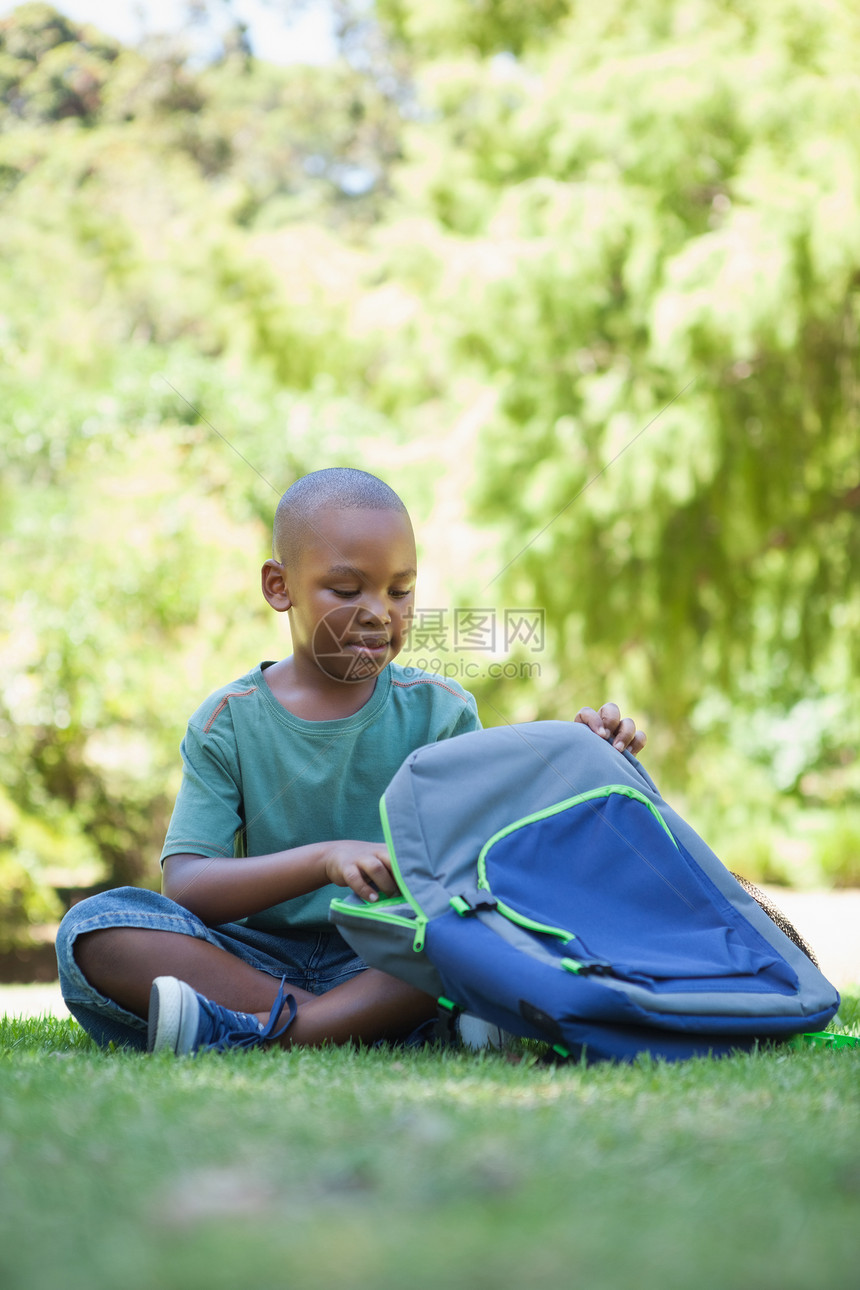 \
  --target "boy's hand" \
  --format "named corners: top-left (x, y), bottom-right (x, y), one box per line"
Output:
top-left (322, 840), bottom-right (399, 903)
top-left (574, 702), bottom-right (647, 756)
